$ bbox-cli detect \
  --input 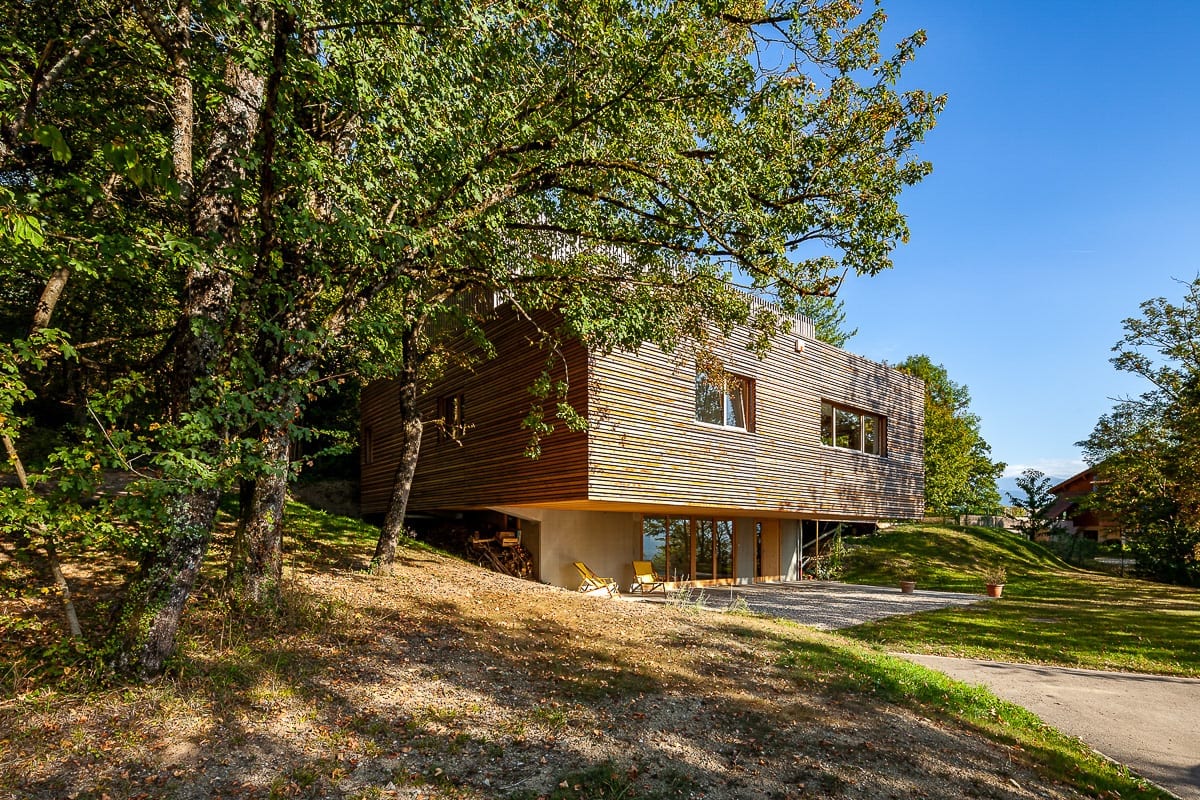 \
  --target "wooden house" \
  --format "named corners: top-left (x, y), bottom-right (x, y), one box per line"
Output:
top-left (1046, 467), bottom-right (1122, 542)
top-left (361, 303), bottom-right (925, 591)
